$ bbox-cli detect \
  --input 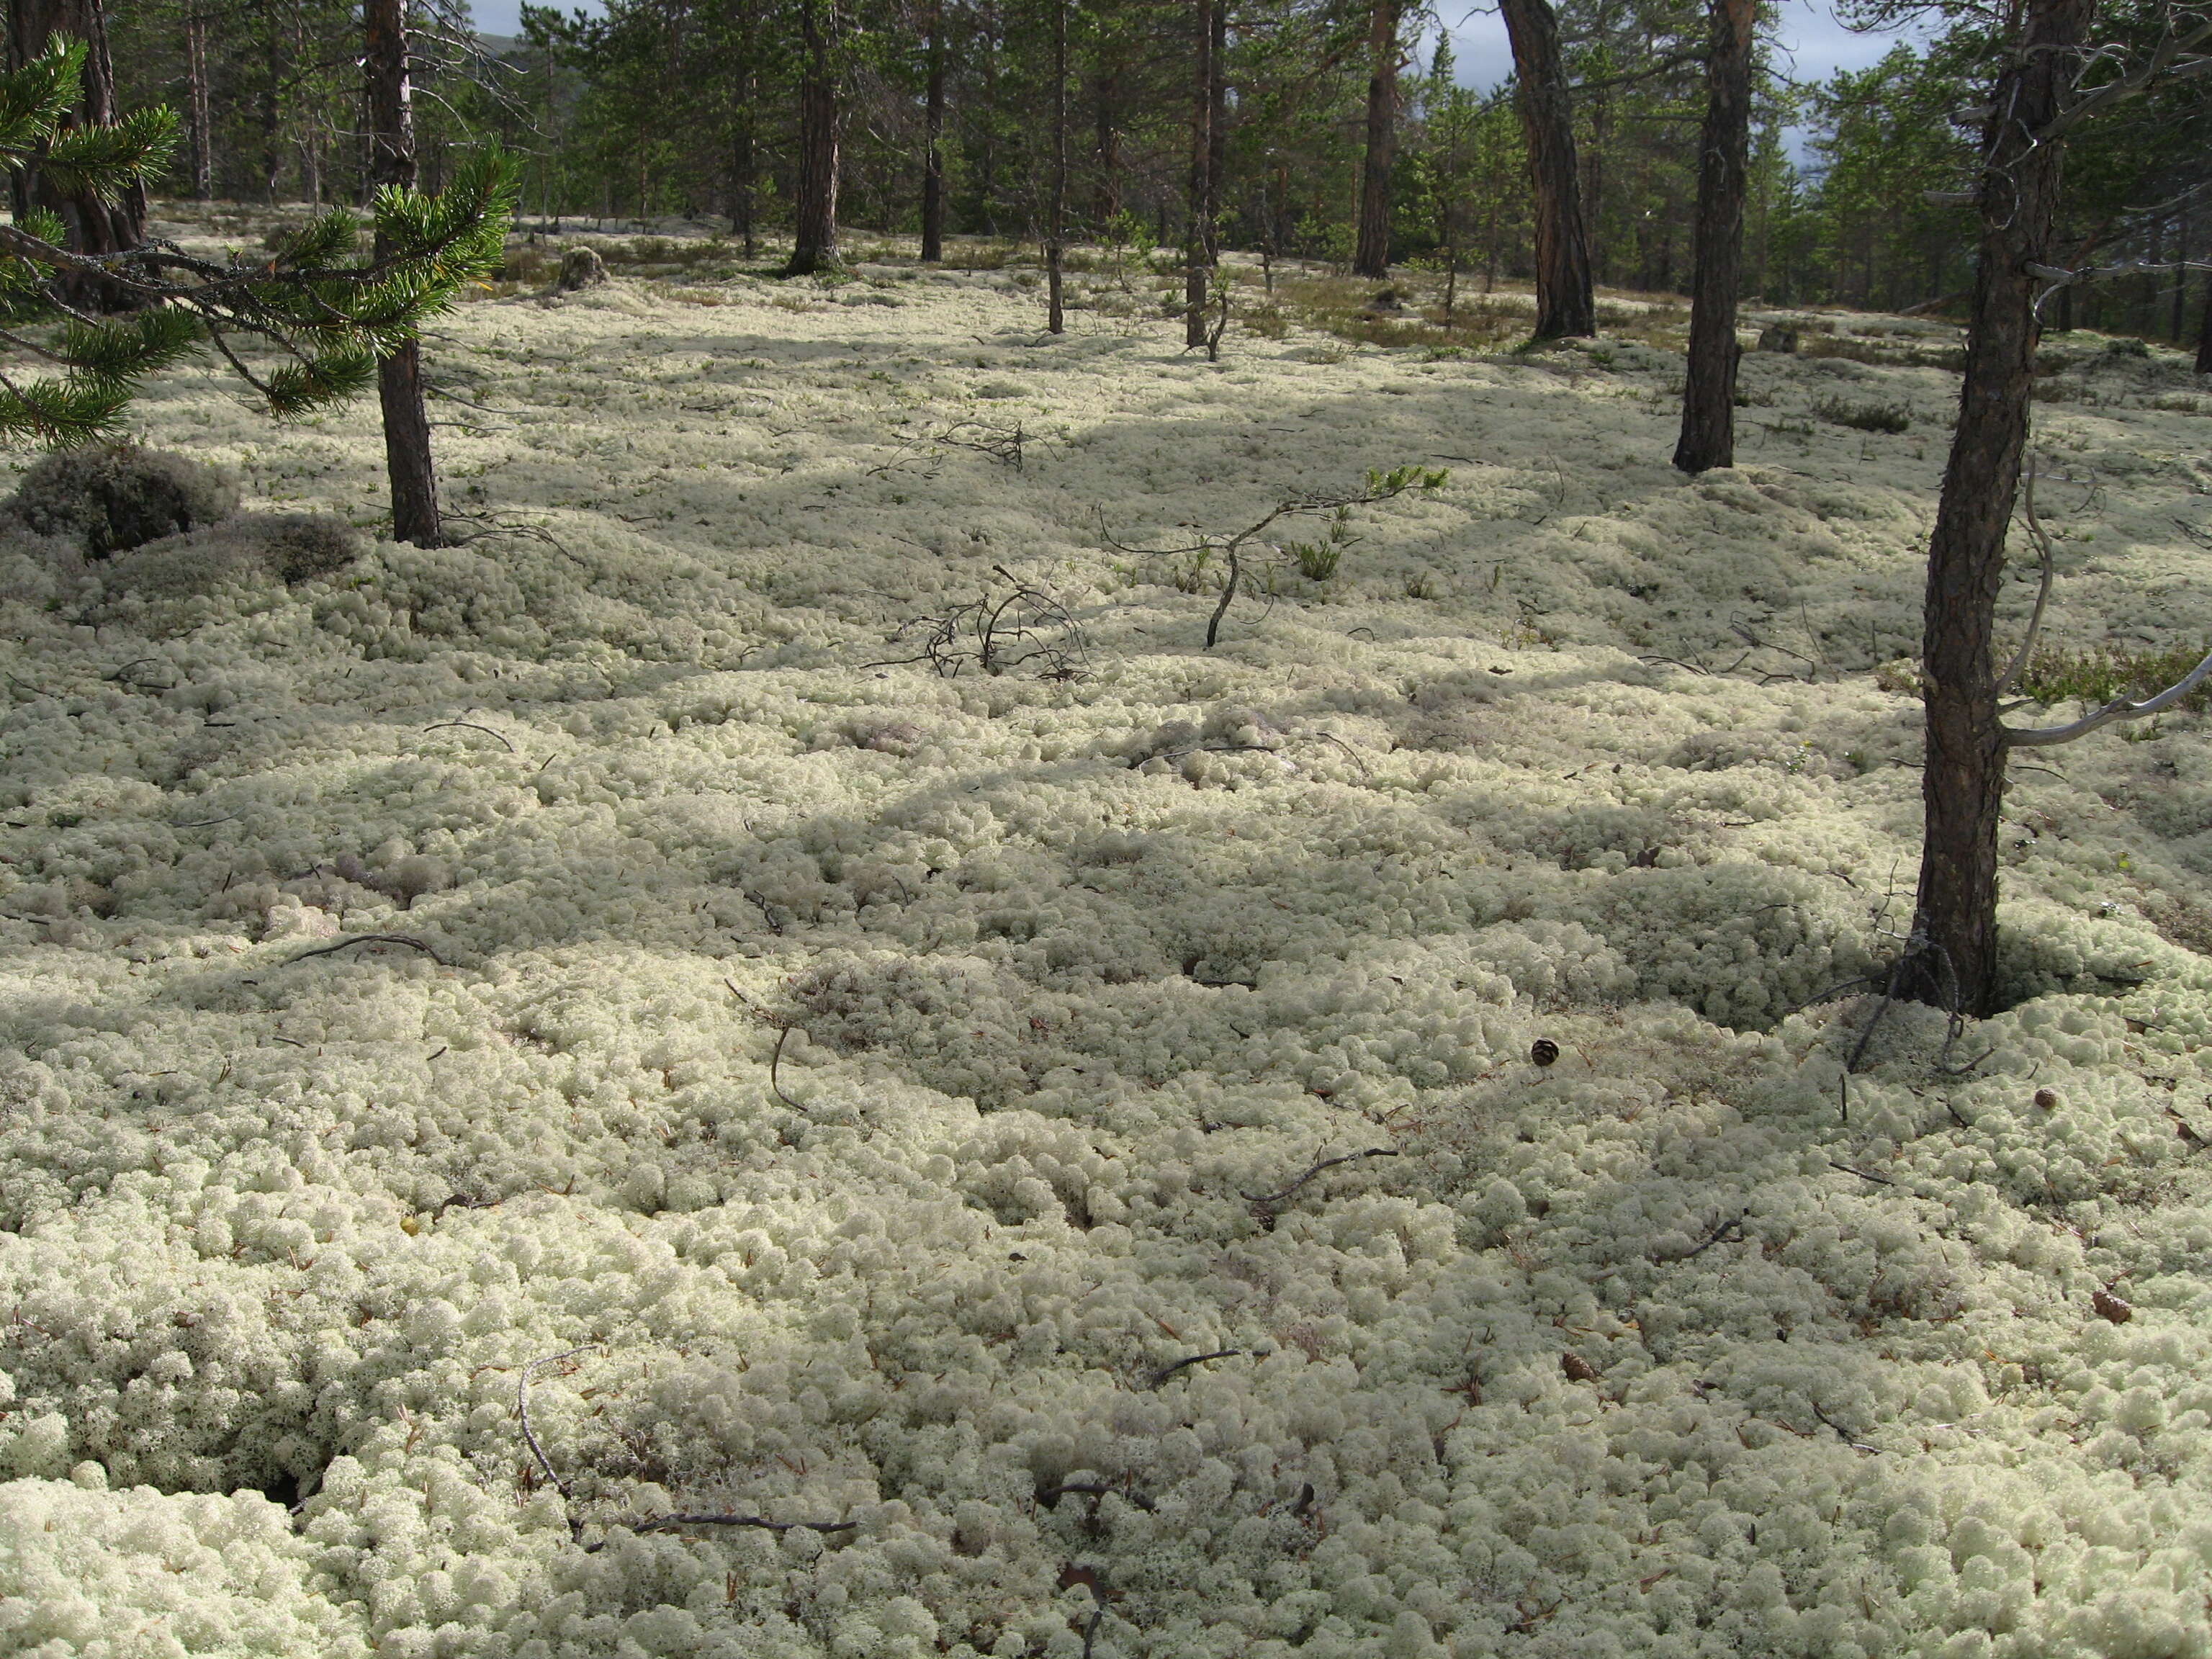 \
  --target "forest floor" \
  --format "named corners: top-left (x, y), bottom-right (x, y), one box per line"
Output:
top-left (2, 210), bottom-right (2211, 1659)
